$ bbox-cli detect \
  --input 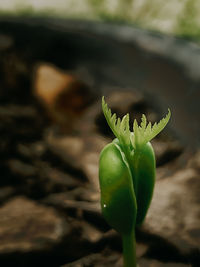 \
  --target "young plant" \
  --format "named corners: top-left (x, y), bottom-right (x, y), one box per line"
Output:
top-left (99, 97), bottom-right (171, 267)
